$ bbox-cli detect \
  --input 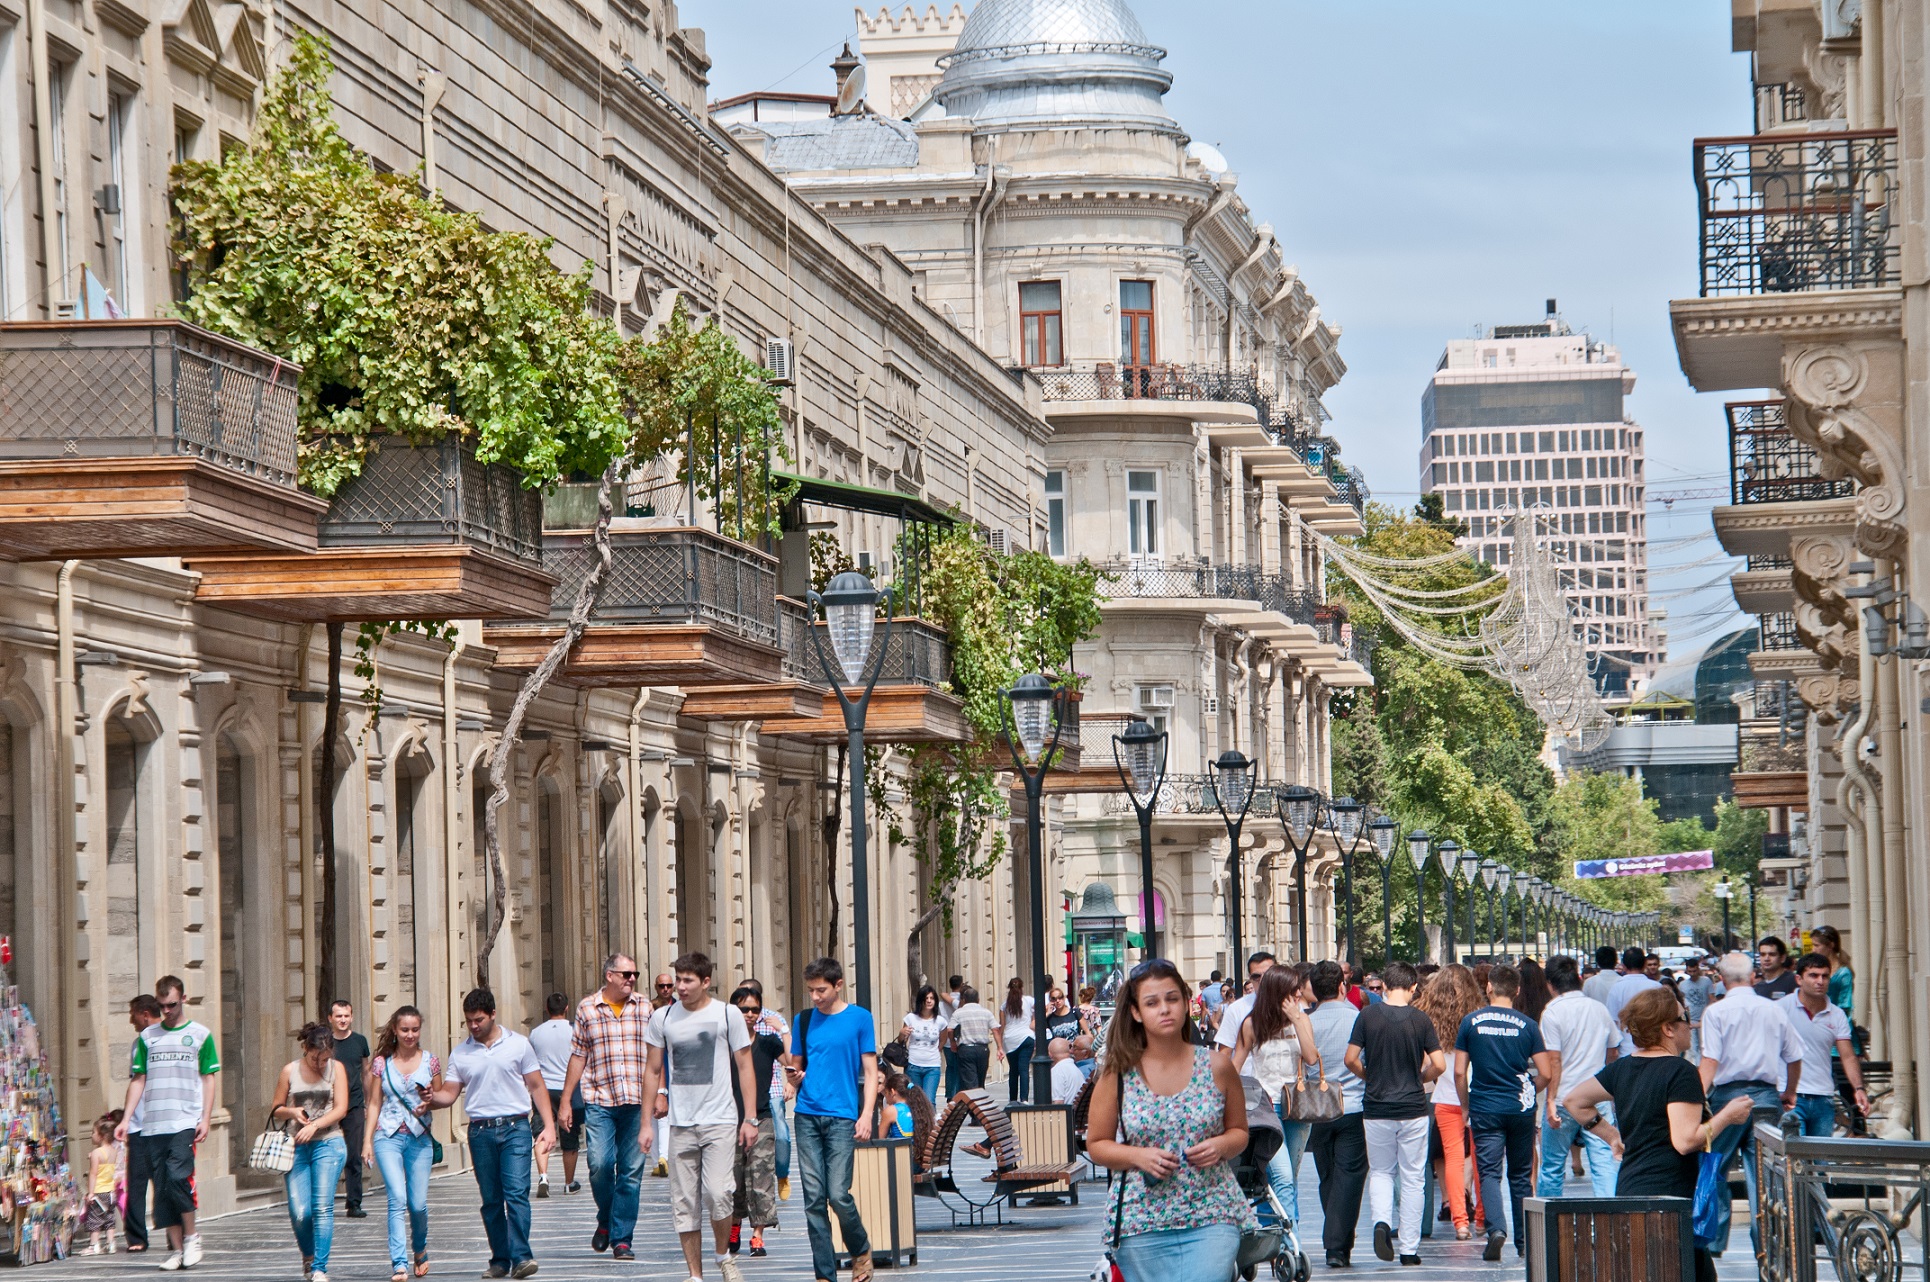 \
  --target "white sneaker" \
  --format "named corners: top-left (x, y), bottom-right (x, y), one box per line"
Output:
top-left (182, 1236), bottom-right (203, 1269)
top-left (159, 1251), bottom-right (184, 1271)
top-left (311, 1272), bottom-right (328, 1282)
